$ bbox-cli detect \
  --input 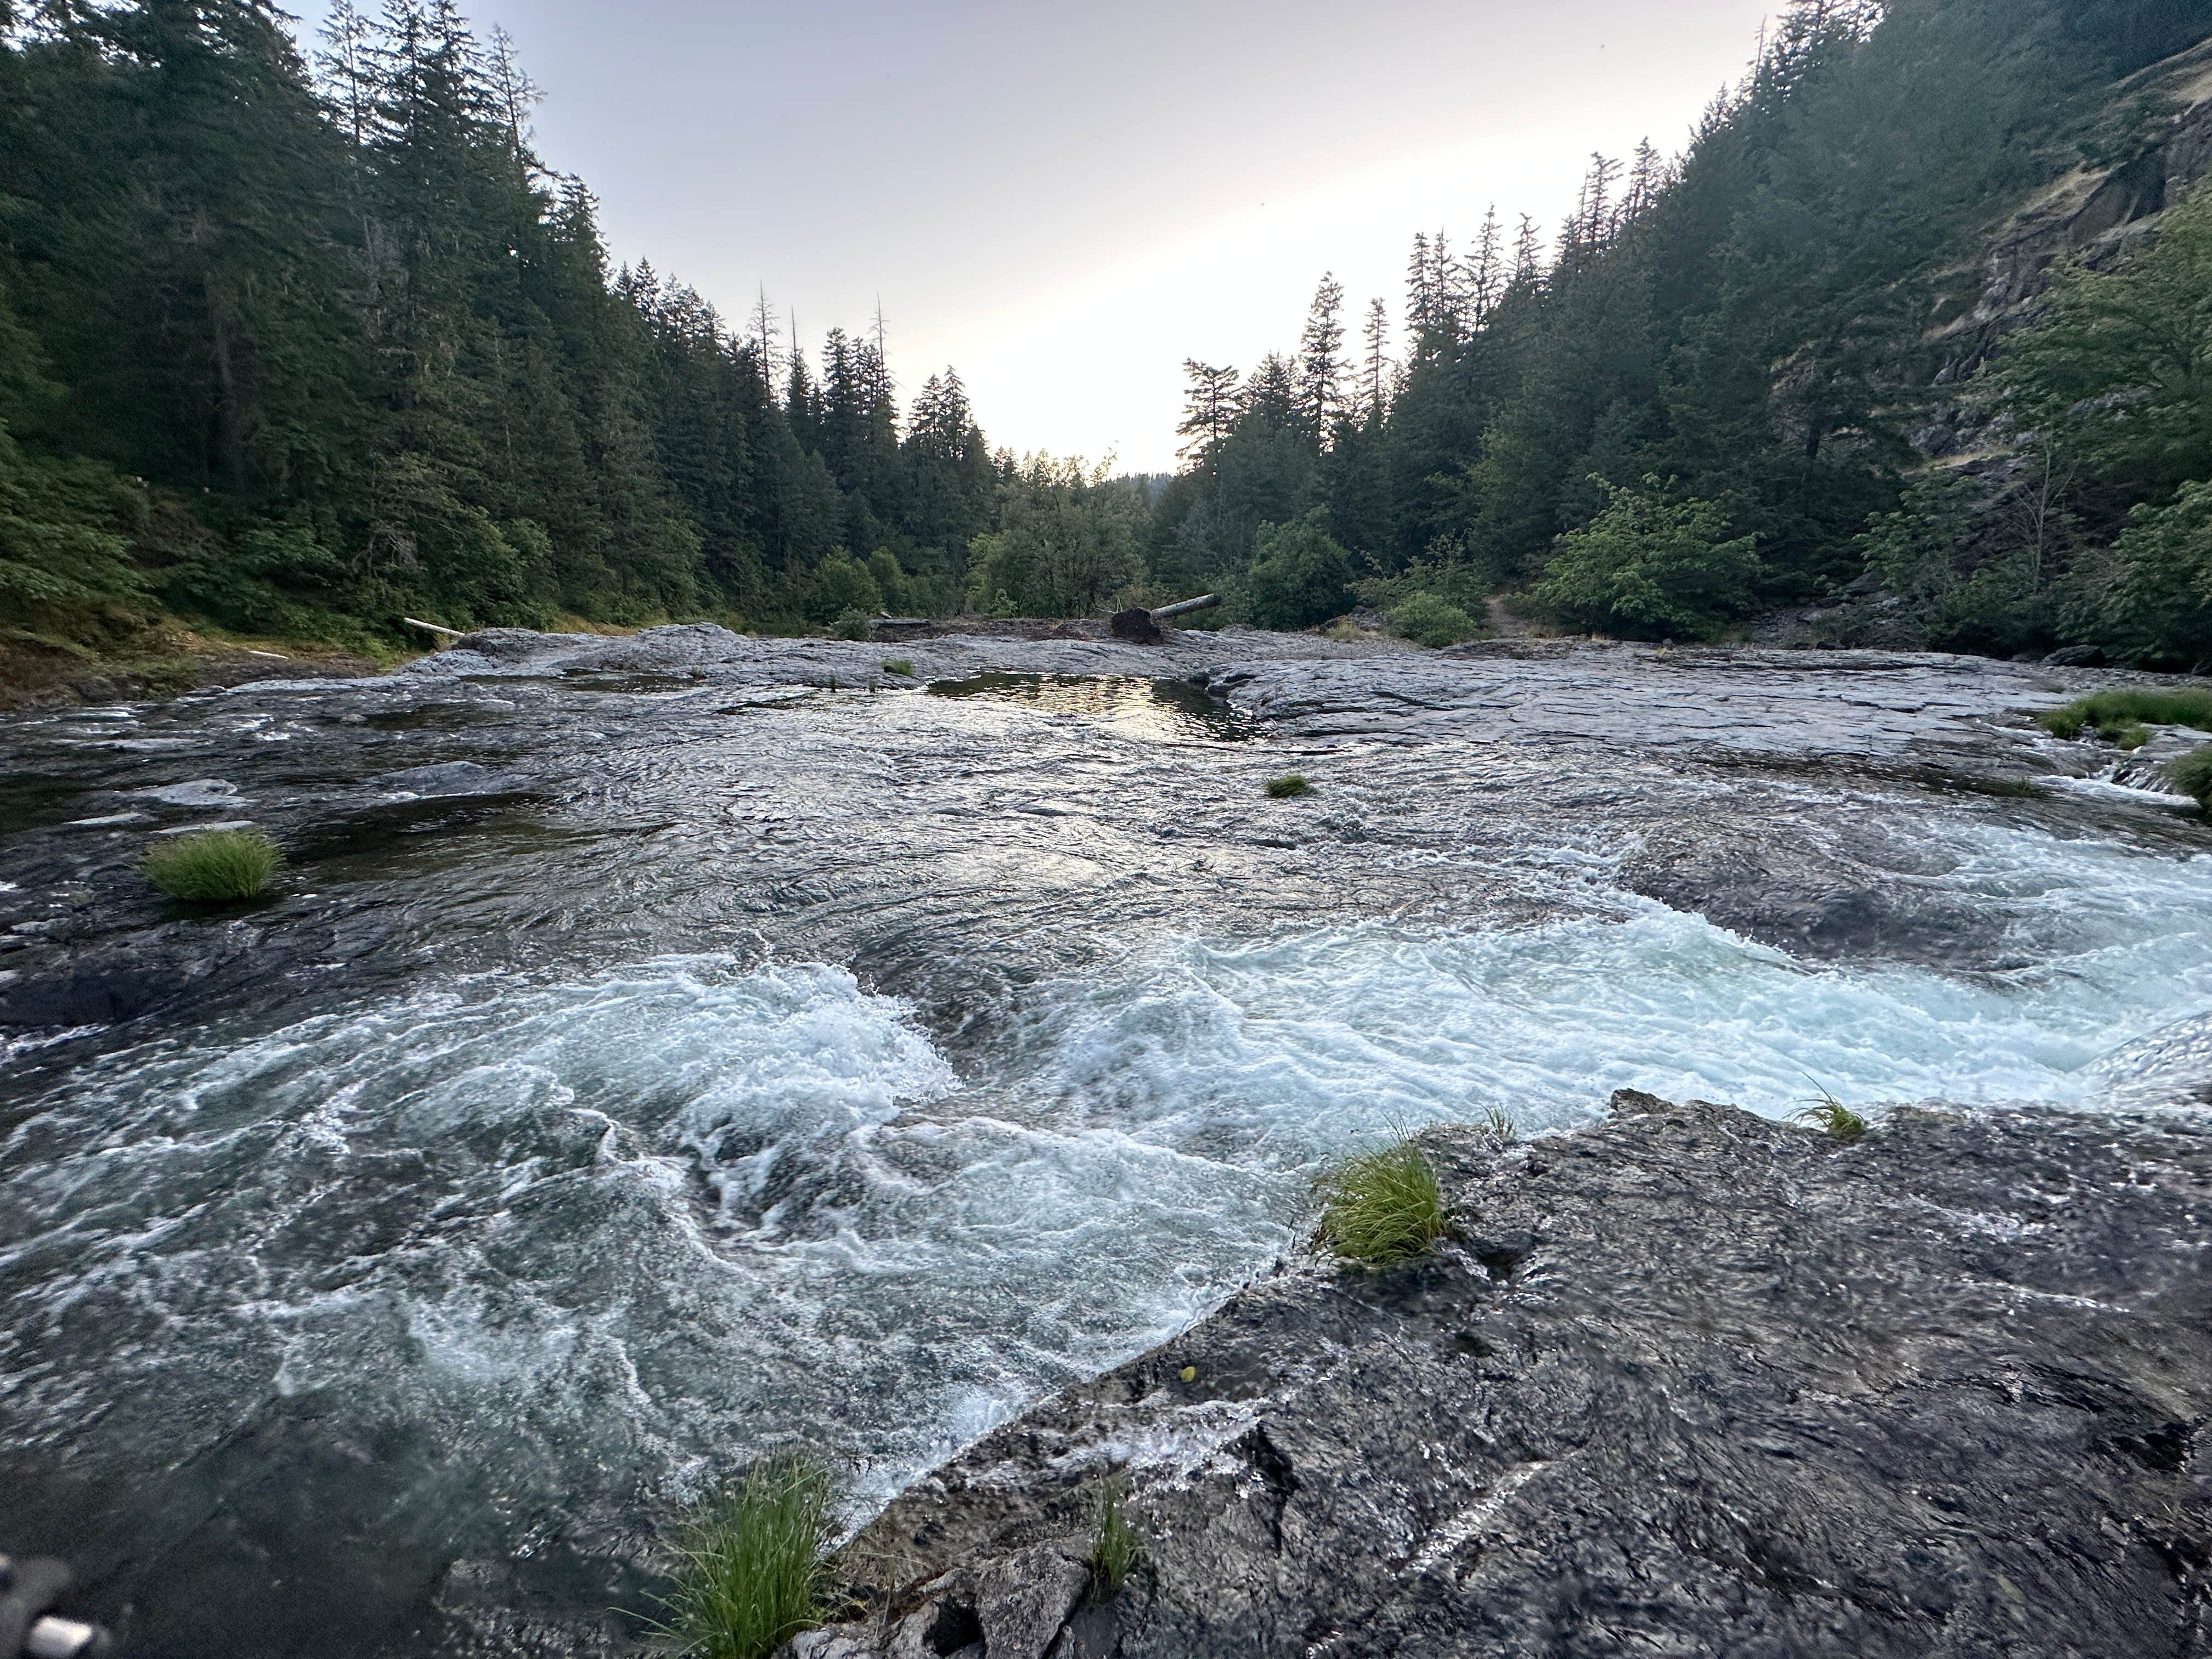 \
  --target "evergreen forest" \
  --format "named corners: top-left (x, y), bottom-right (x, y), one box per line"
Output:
top-left (5, 0), bottom-right (2212, 674)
